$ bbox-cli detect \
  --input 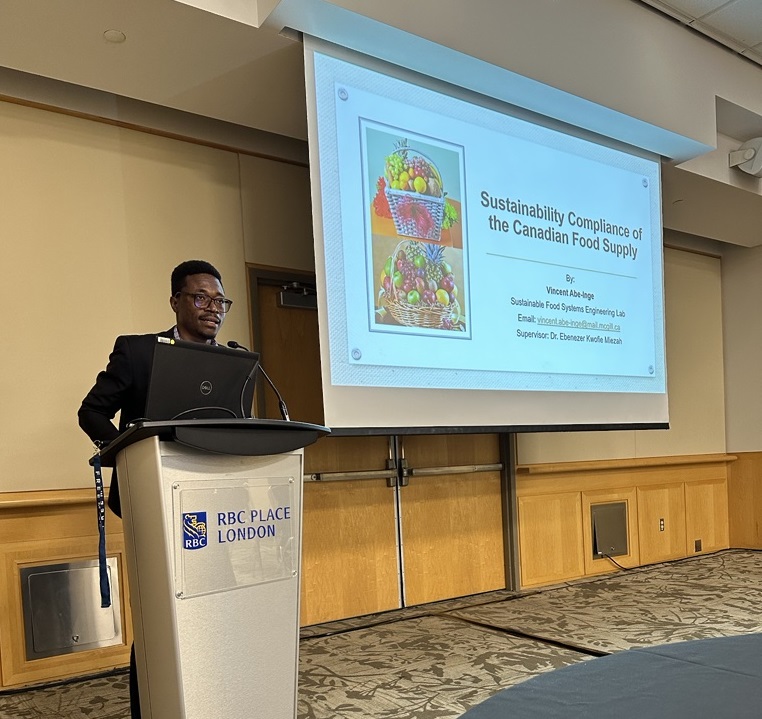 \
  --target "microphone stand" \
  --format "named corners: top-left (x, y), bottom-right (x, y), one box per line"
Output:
top-left (227, 341), bottom-right (290, 421)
